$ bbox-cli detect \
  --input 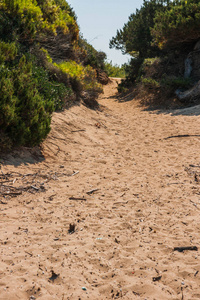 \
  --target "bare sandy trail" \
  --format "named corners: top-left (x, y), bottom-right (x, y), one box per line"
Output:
top-left (1, 79), bottom-right (200, 299)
